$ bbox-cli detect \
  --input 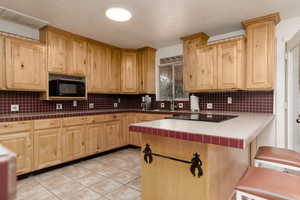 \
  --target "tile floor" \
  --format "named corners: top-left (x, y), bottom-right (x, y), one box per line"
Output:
top-left (16, 148), bottom-right (141, 200)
